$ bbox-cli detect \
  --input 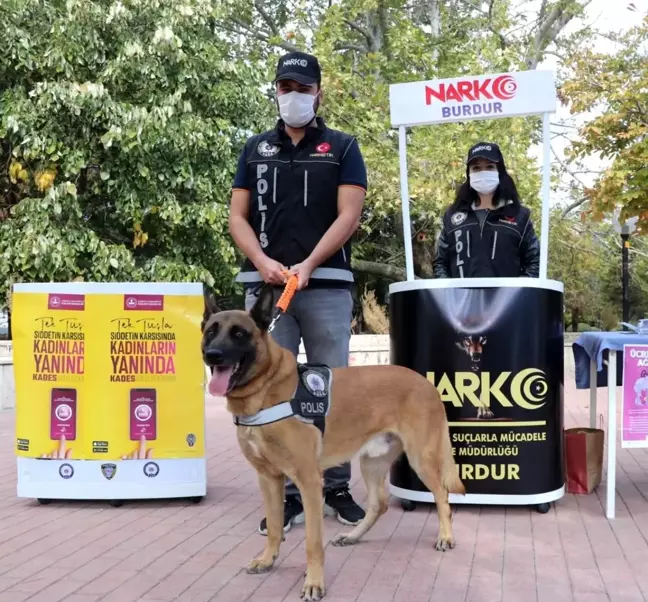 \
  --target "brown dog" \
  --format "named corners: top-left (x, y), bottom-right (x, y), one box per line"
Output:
top-left (201, 284), bottom-right (465, 600)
